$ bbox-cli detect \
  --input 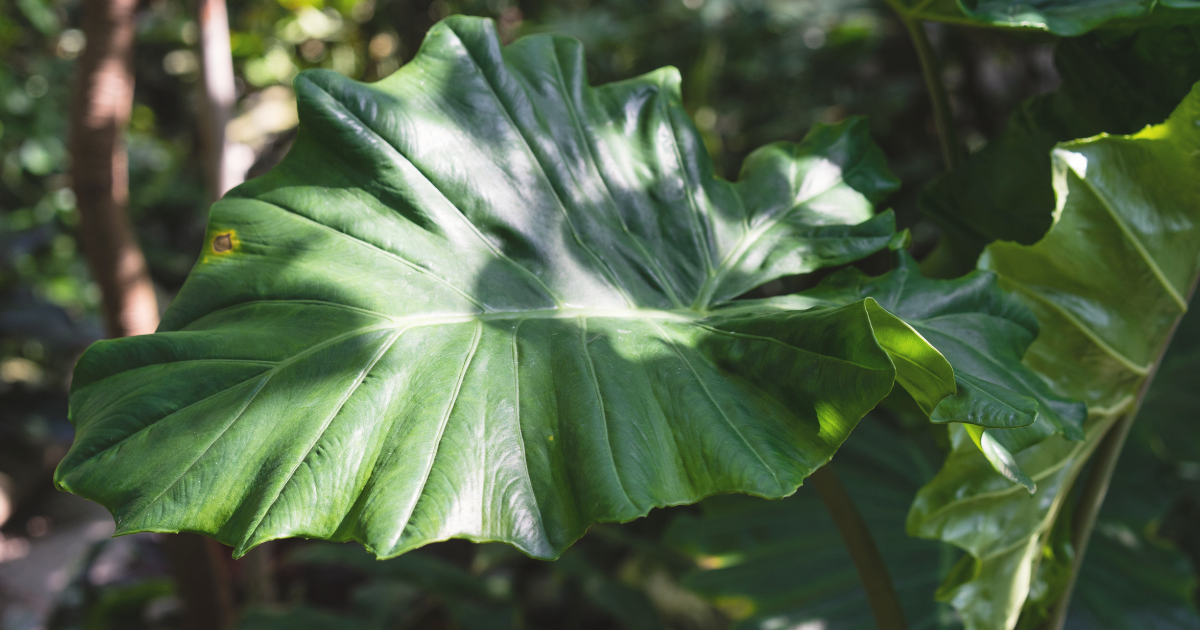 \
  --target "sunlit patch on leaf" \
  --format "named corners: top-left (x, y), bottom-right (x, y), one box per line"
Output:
top-left (55, 16), bottom-right (971, 562)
